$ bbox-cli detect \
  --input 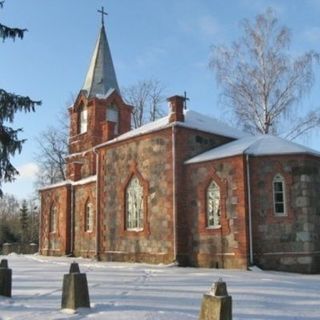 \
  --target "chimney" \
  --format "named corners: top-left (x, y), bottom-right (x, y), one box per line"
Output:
top-left (167, 95), bottom-right (185, 123)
